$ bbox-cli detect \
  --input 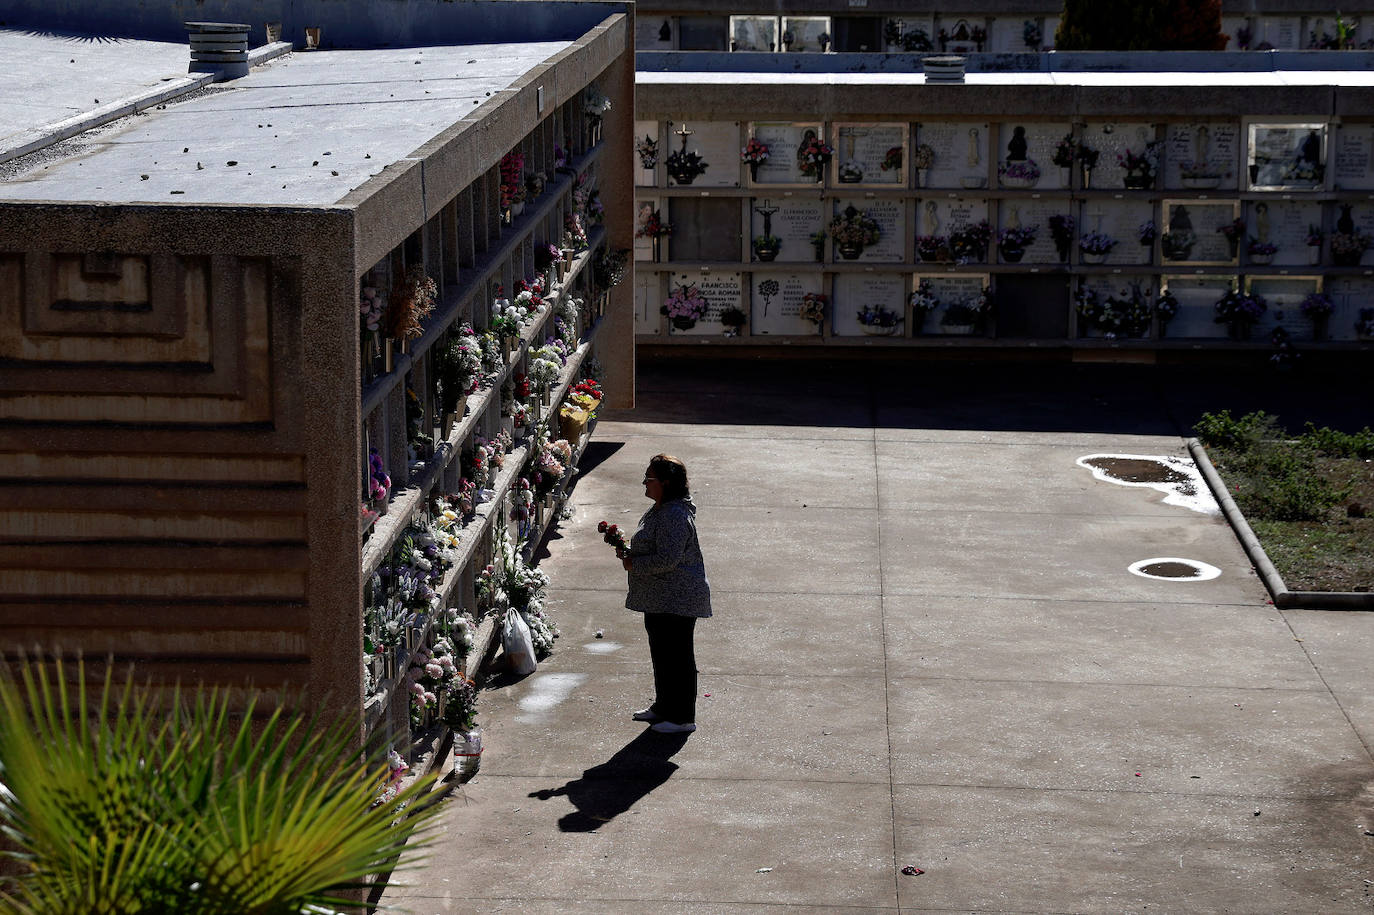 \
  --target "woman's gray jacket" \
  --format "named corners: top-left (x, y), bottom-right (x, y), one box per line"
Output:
top-left (625, 497), bottom-right (712, 618)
